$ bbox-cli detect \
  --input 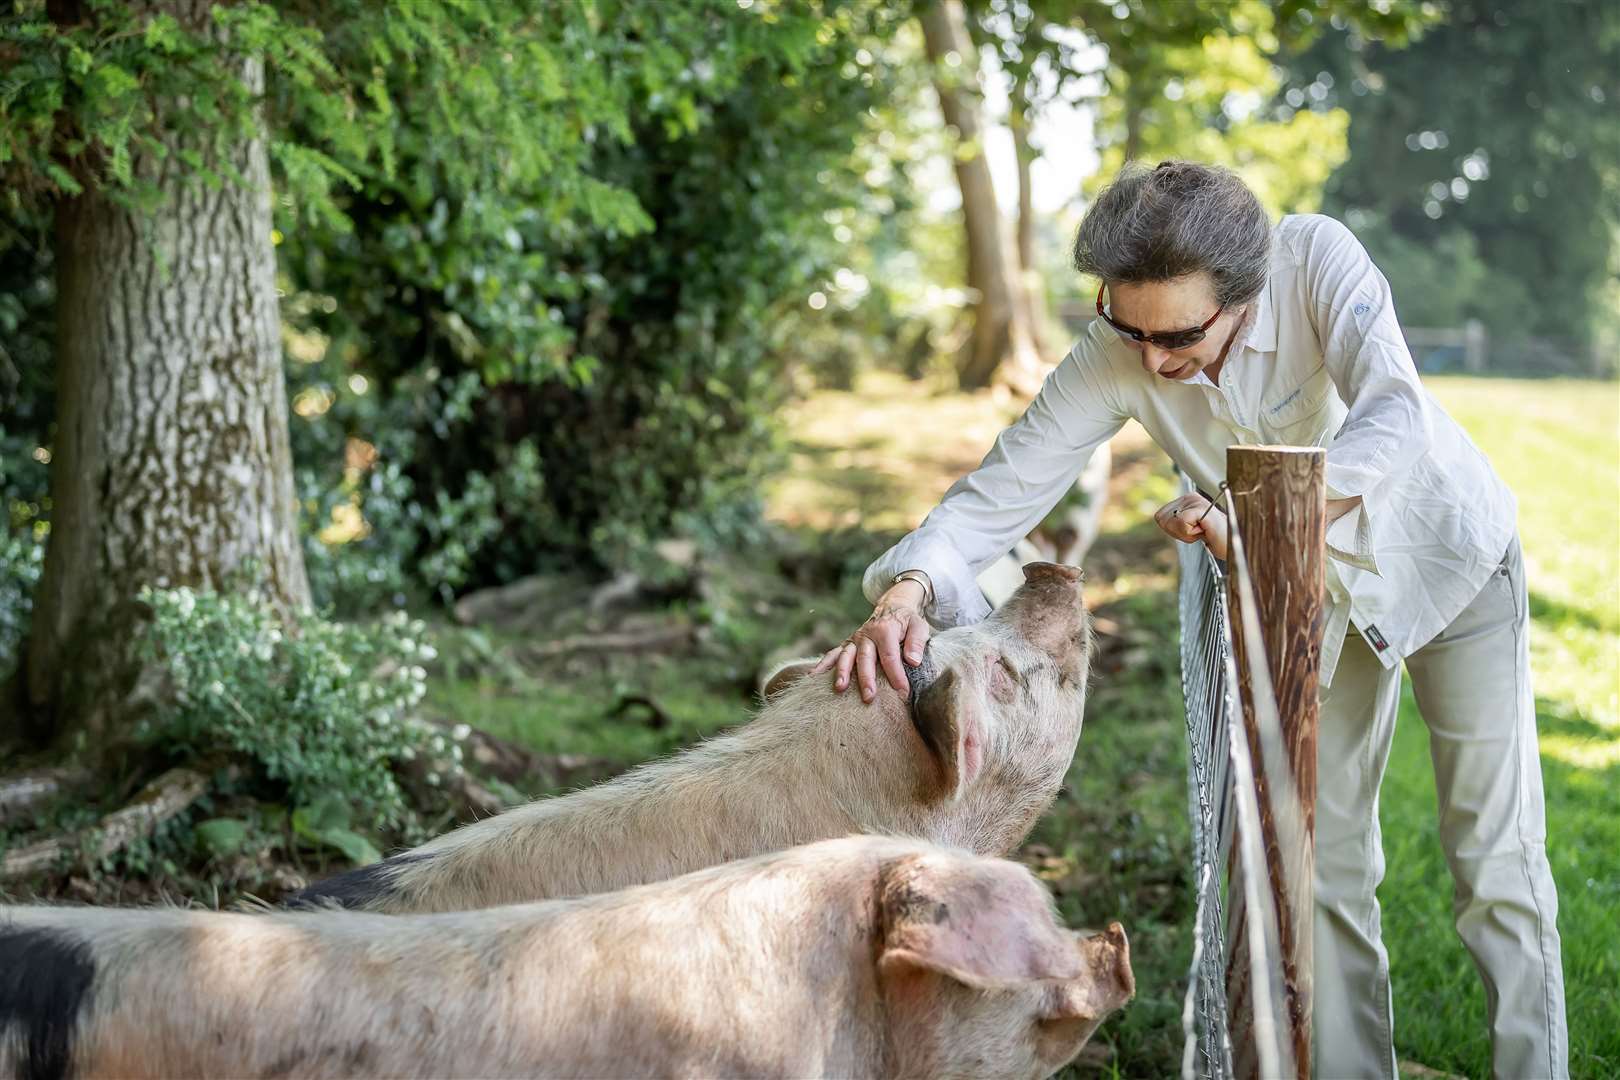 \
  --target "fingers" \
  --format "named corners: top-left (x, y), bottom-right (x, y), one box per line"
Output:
top-left (1155, 494), bottom-right (1211, 544)
top-left (856, 636), bottom-right (879, 704)
top-left (834, 641), bottom-right (857, 692)
top-left (877, 630), bottom-right (909, 694)
top-left (902, 614), bottom-right (930, 667)
top-left (810, 644), bottom-right (843, 675)
top-left (822, 607), bottom-right (930, 701)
